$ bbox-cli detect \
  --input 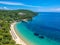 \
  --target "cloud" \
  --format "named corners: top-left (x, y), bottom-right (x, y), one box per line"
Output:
top-left (37, 8), bottom-right (60, 12)
top-left (44, 8), bottom-right (60, 12)
top-left (0, 7), bottom-right (10, 10)
top-left (4, 7), bottom-right (9, 9)
top-left (0, 1), bottom-right (41, 7)
top-left (51, 8), bottom-right (60, 11)
top-left (0, 1), bottom-right (24, 5)
top-left (0, 7), bottom-right (2, 9)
